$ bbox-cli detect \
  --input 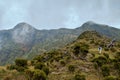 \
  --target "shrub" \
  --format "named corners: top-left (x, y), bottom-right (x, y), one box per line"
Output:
top-left (101, 65), bottom-right (110, 77)
top-left (15, 58), bottom-right (27, 67)
top-left (3, 76), bottom-right (11, 80)
top-left (60, 60), bottom-right (66, 66)
top-left (110, 48), bottom-right (116, 52)
top-left (33, 70), bottom-right (47, 80)
top-left (34, 62), bottom-right (45, 70)
top-left (104, 76), bottom-right (117, 80)
top-left (73, 45), bottom-right (80, 56)
top-left (103, 53), bottom-right (109, 59)
top-left (74, 74), bottom-right (86, 80)
top-left (42, 67), bottom-right (50, 75)
top-left (104, 48), bottom-right (109, 51)
top-left (68, 64), bottom-right (75, 72)
top-left (33, 56), bottom-right (43, 62)
top-left (25, 69), bottom-right (34, 80)
top-left (92, 56), bottom-right (107, 67)
top-left (7, 65), bottom-right (16, 70)
top-left (16, 66), bottom-right (26, 72)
